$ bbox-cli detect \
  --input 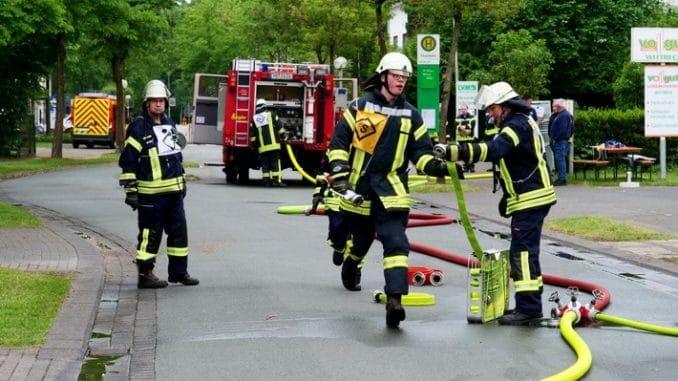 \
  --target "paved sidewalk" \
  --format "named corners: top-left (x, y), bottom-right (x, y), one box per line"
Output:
top-left (0, 175), bottom-right (676, 379)
top-left (0, 203), bottom-right (155, 381)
